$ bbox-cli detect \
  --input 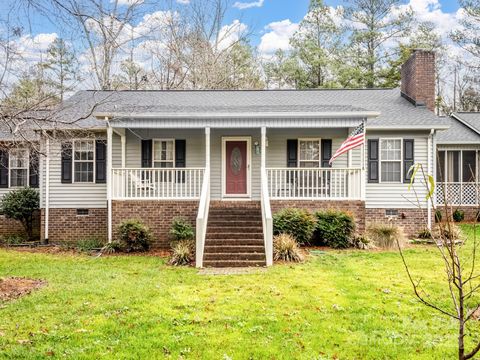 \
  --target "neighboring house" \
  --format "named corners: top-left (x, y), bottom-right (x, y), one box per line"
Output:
top-left (1, 49), bottom-right (476, 268)
top-left (436, 112), bottom-right (480, 221)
